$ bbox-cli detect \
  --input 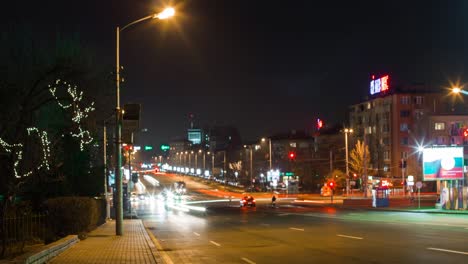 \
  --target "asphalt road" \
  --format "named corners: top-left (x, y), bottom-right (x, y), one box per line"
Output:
top-left (137, 173), bottom-right (468, 264)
